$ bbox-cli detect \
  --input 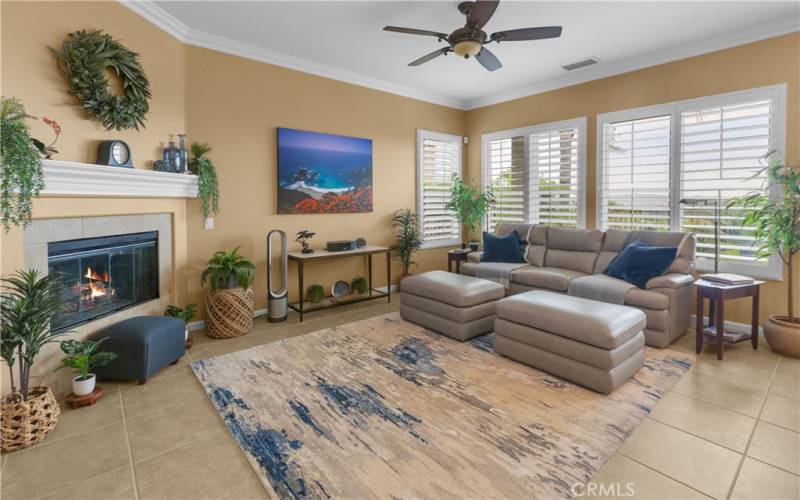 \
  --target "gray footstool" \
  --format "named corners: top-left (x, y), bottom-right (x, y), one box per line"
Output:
top-left (495, 291), bottom-right (646, 394)
top-left (400, 271), bottom-right (505, 341)
top-left (89, 316), bottom-right (186, 384)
